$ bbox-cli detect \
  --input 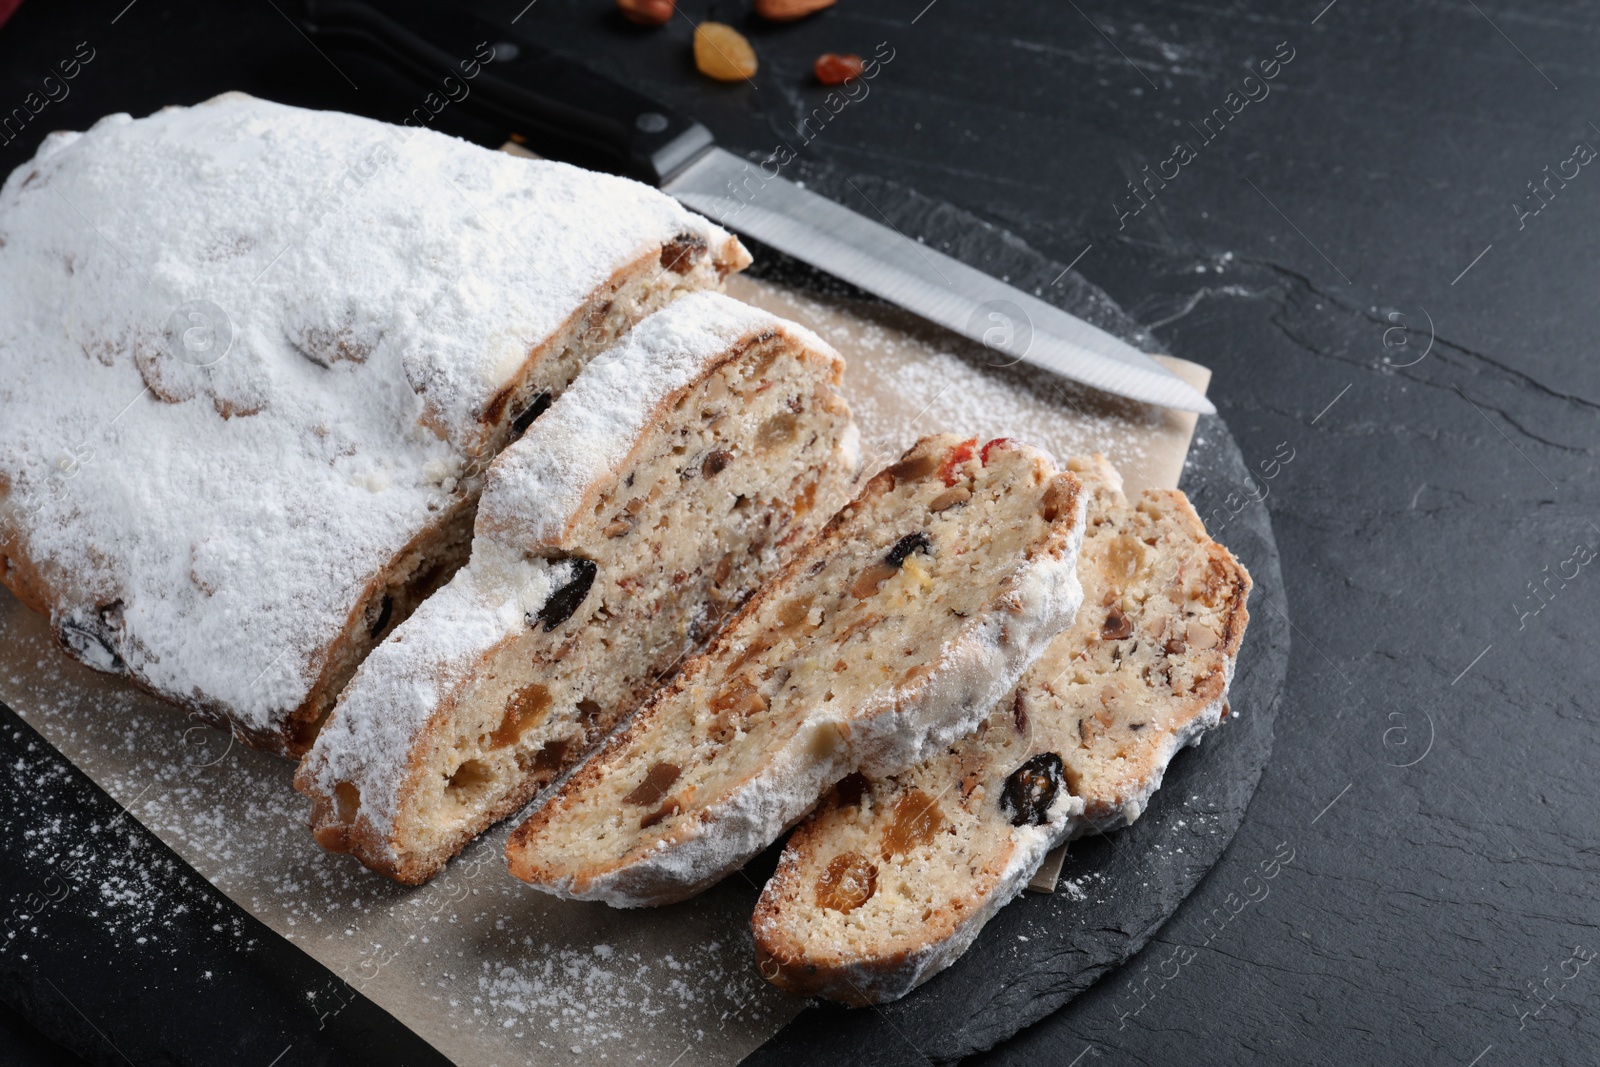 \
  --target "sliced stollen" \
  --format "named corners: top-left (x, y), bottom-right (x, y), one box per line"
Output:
top-left (296, 291), bottom-right (859, 883)
top-left (506, 434), bottom-right (1090, 907)
top-left (0, 93), bottom-right (746, 756)
top-left (750, 456), bottom-right (1252, 1005)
